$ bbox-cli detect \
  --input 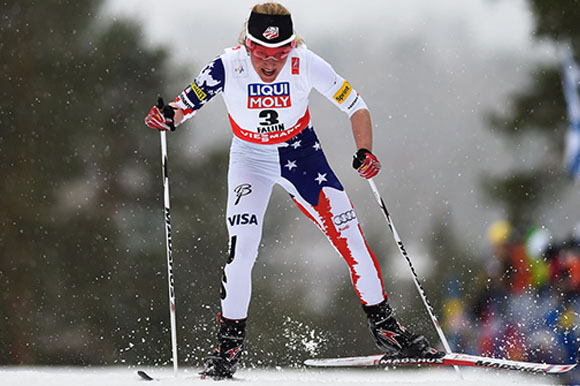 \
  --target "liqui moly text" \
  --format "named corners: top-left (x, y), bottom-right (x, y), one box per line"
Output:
top-left (247, 82), bottom-right (291, 109)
